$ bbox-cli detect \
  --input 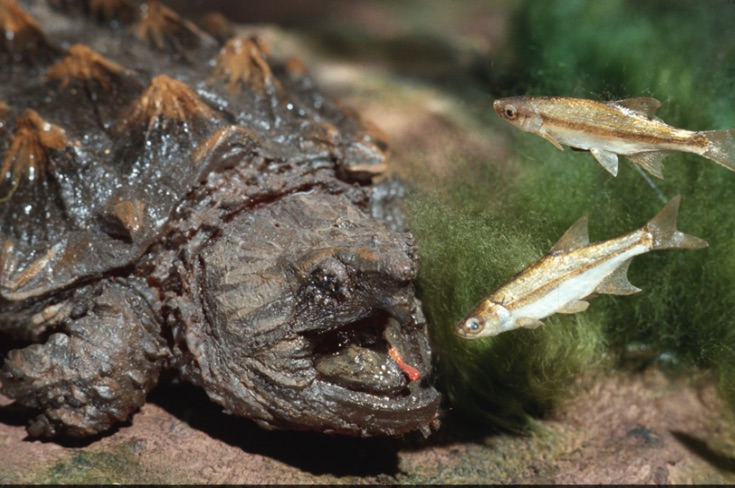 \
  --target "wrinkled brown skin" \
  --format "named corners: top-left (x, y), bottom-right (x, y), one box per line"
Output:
top-left (0, 0), bottom-right (440, 438)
